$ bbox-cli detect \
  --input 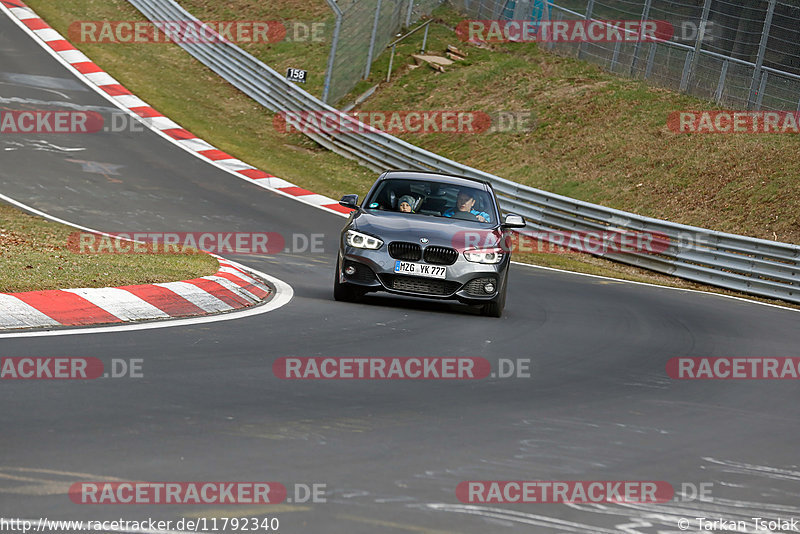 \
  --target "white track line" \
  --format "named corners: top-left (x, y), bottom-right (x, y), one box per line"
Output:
top-left (0, 270), bottom-right (293, 339)
top-left (512, 261), bottom-right (800, 314)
